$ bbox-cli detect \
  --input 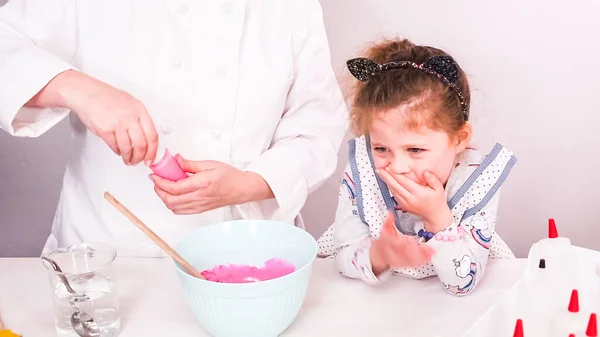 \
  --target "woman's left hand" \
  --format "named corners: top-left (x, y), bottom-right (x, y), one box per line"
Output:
top-left (376, 166), bottom-right (452, 233)
top-left (150, 154), bottom-right (273, 215)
